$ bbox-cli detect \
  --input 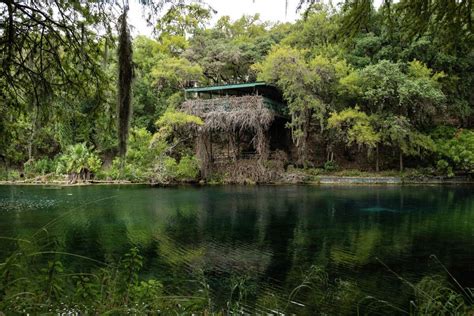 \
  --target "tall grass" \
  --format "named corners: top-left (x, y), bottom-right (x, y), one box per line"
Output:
top-left (356, 257), bottom-right (474, 315)
top-left (1, 238), bottom-right (473, 314)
